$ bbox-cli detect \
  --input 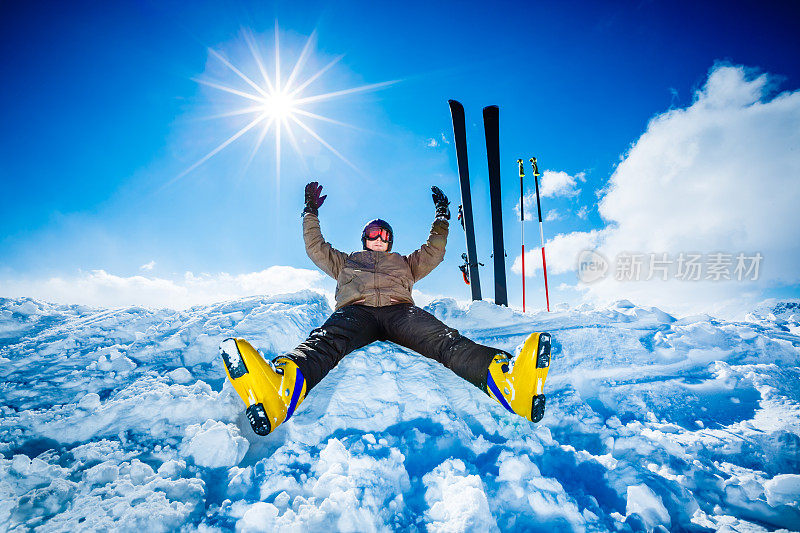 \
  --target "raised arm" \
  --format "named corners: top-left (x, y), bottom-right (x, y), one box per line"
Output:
top-left (406, 186), bottom-right (451, 281)
top-left (302, 182), bottom-right (346, 279)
